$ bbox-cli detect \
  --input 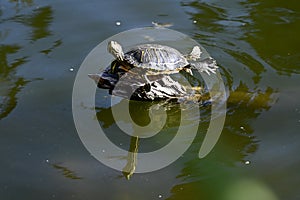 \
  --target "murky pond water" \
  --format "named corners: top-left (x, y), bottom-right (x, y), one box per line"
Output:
top-left (1, 0), bottom-right (300, 200)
